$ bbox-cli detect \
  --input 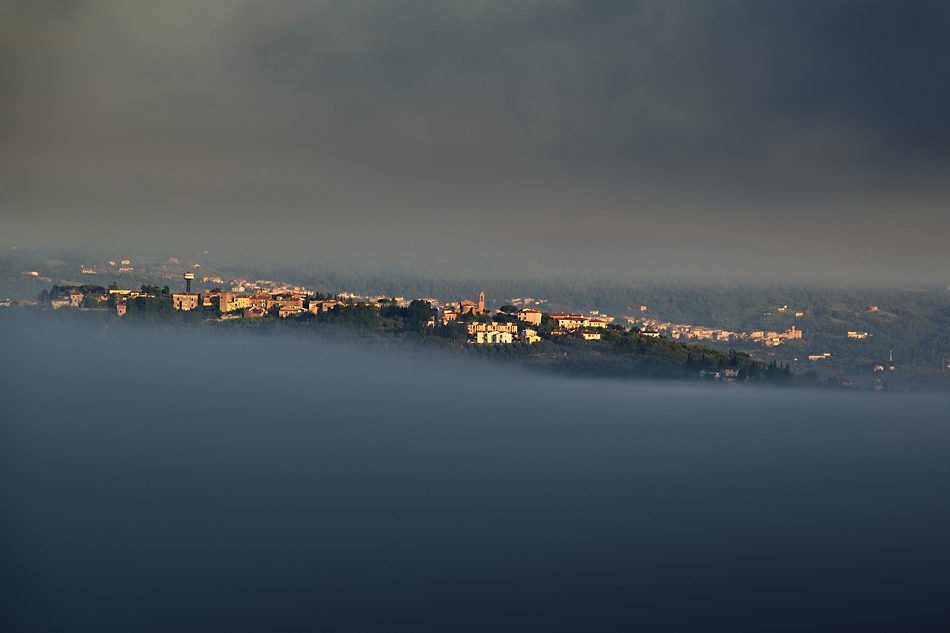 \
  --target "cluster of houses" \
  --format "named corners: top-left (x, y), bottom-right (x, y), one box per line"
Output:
top-left (744, 327), bottom-right (803, 346)
top-left (699, 366), bottom-right (742, 383)
top-left (432, 299), bottom-right (618, 344)
top-left (150, 280), bottom-right (622, 346)
top-left (436, 293), bottom-right (542, 344)
top-left (503, 297), bottom-right (548, 306)
top-left (29, 271), bottom-right (814, 353)
top-left (50, 292), bottom-right (86, 309)
top-left (547, 313), bottom-right (613, 340)
top-left (164, 288), bottom-right (316, 319)
top-left (19, 270), bottom-right (816, 351)
top-left (36, 282), bottom-right (623, 348)
top-left (218, 278), bottom-right (310, 295)
top-left (629, 318), bottom-right (803, 347)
